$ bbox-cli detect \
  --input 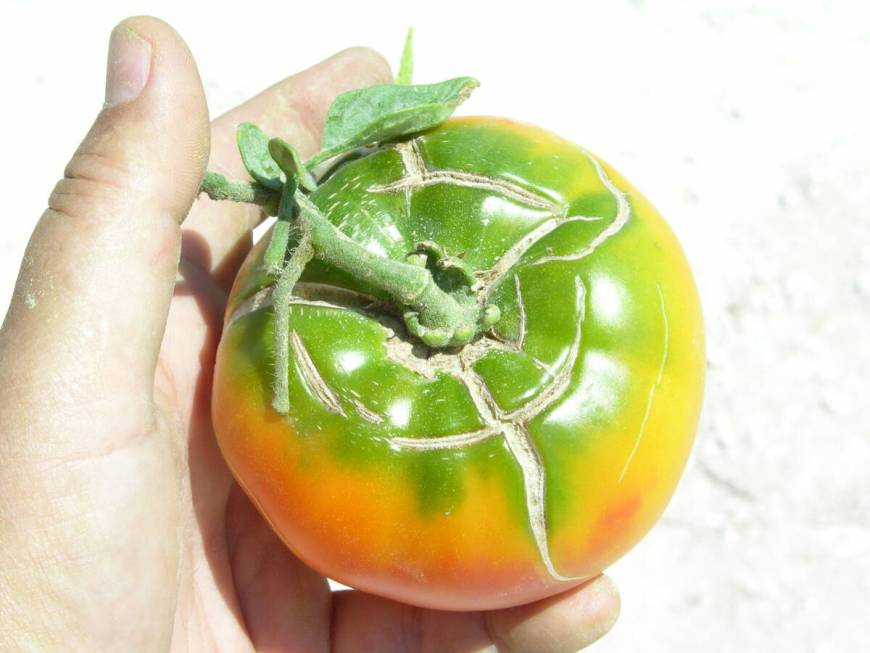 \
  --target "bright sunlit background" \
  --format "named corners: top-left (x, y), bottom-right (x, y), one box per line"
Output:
top-left (2, 1), bottom-right (868, 651)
